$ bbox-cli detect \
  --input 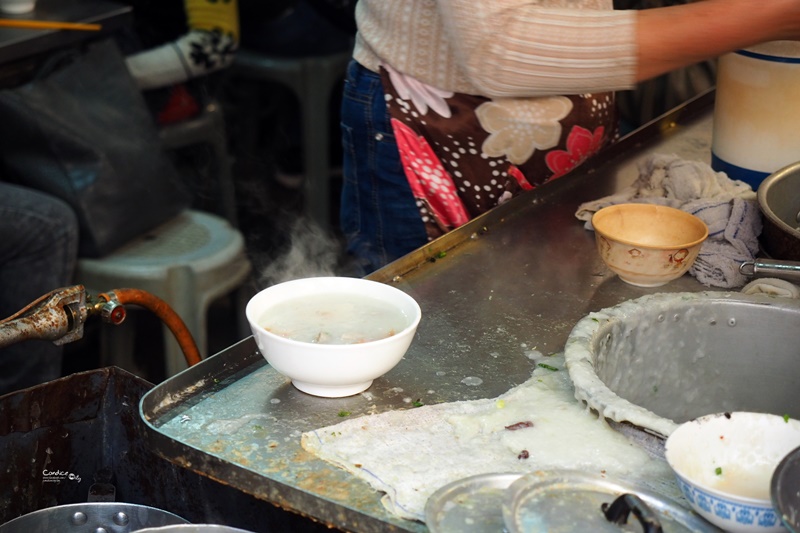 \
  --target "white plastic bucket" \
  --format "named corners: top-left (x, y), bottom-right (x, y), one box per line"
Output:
top-left (711, 41), bottom-right (800, 190)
